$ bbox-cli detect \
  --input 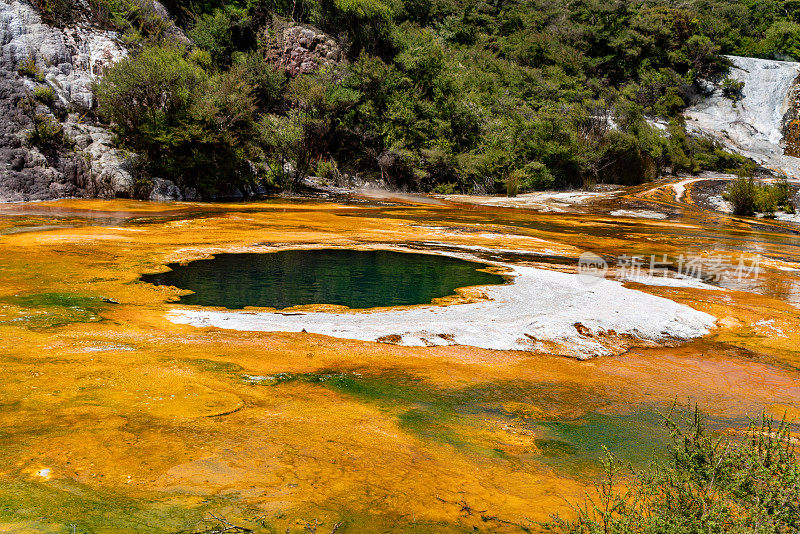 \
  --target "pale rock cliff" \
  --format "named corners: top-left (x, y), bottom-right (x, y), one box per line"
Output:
top-left (685, 55), bottom-right (800, 179)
